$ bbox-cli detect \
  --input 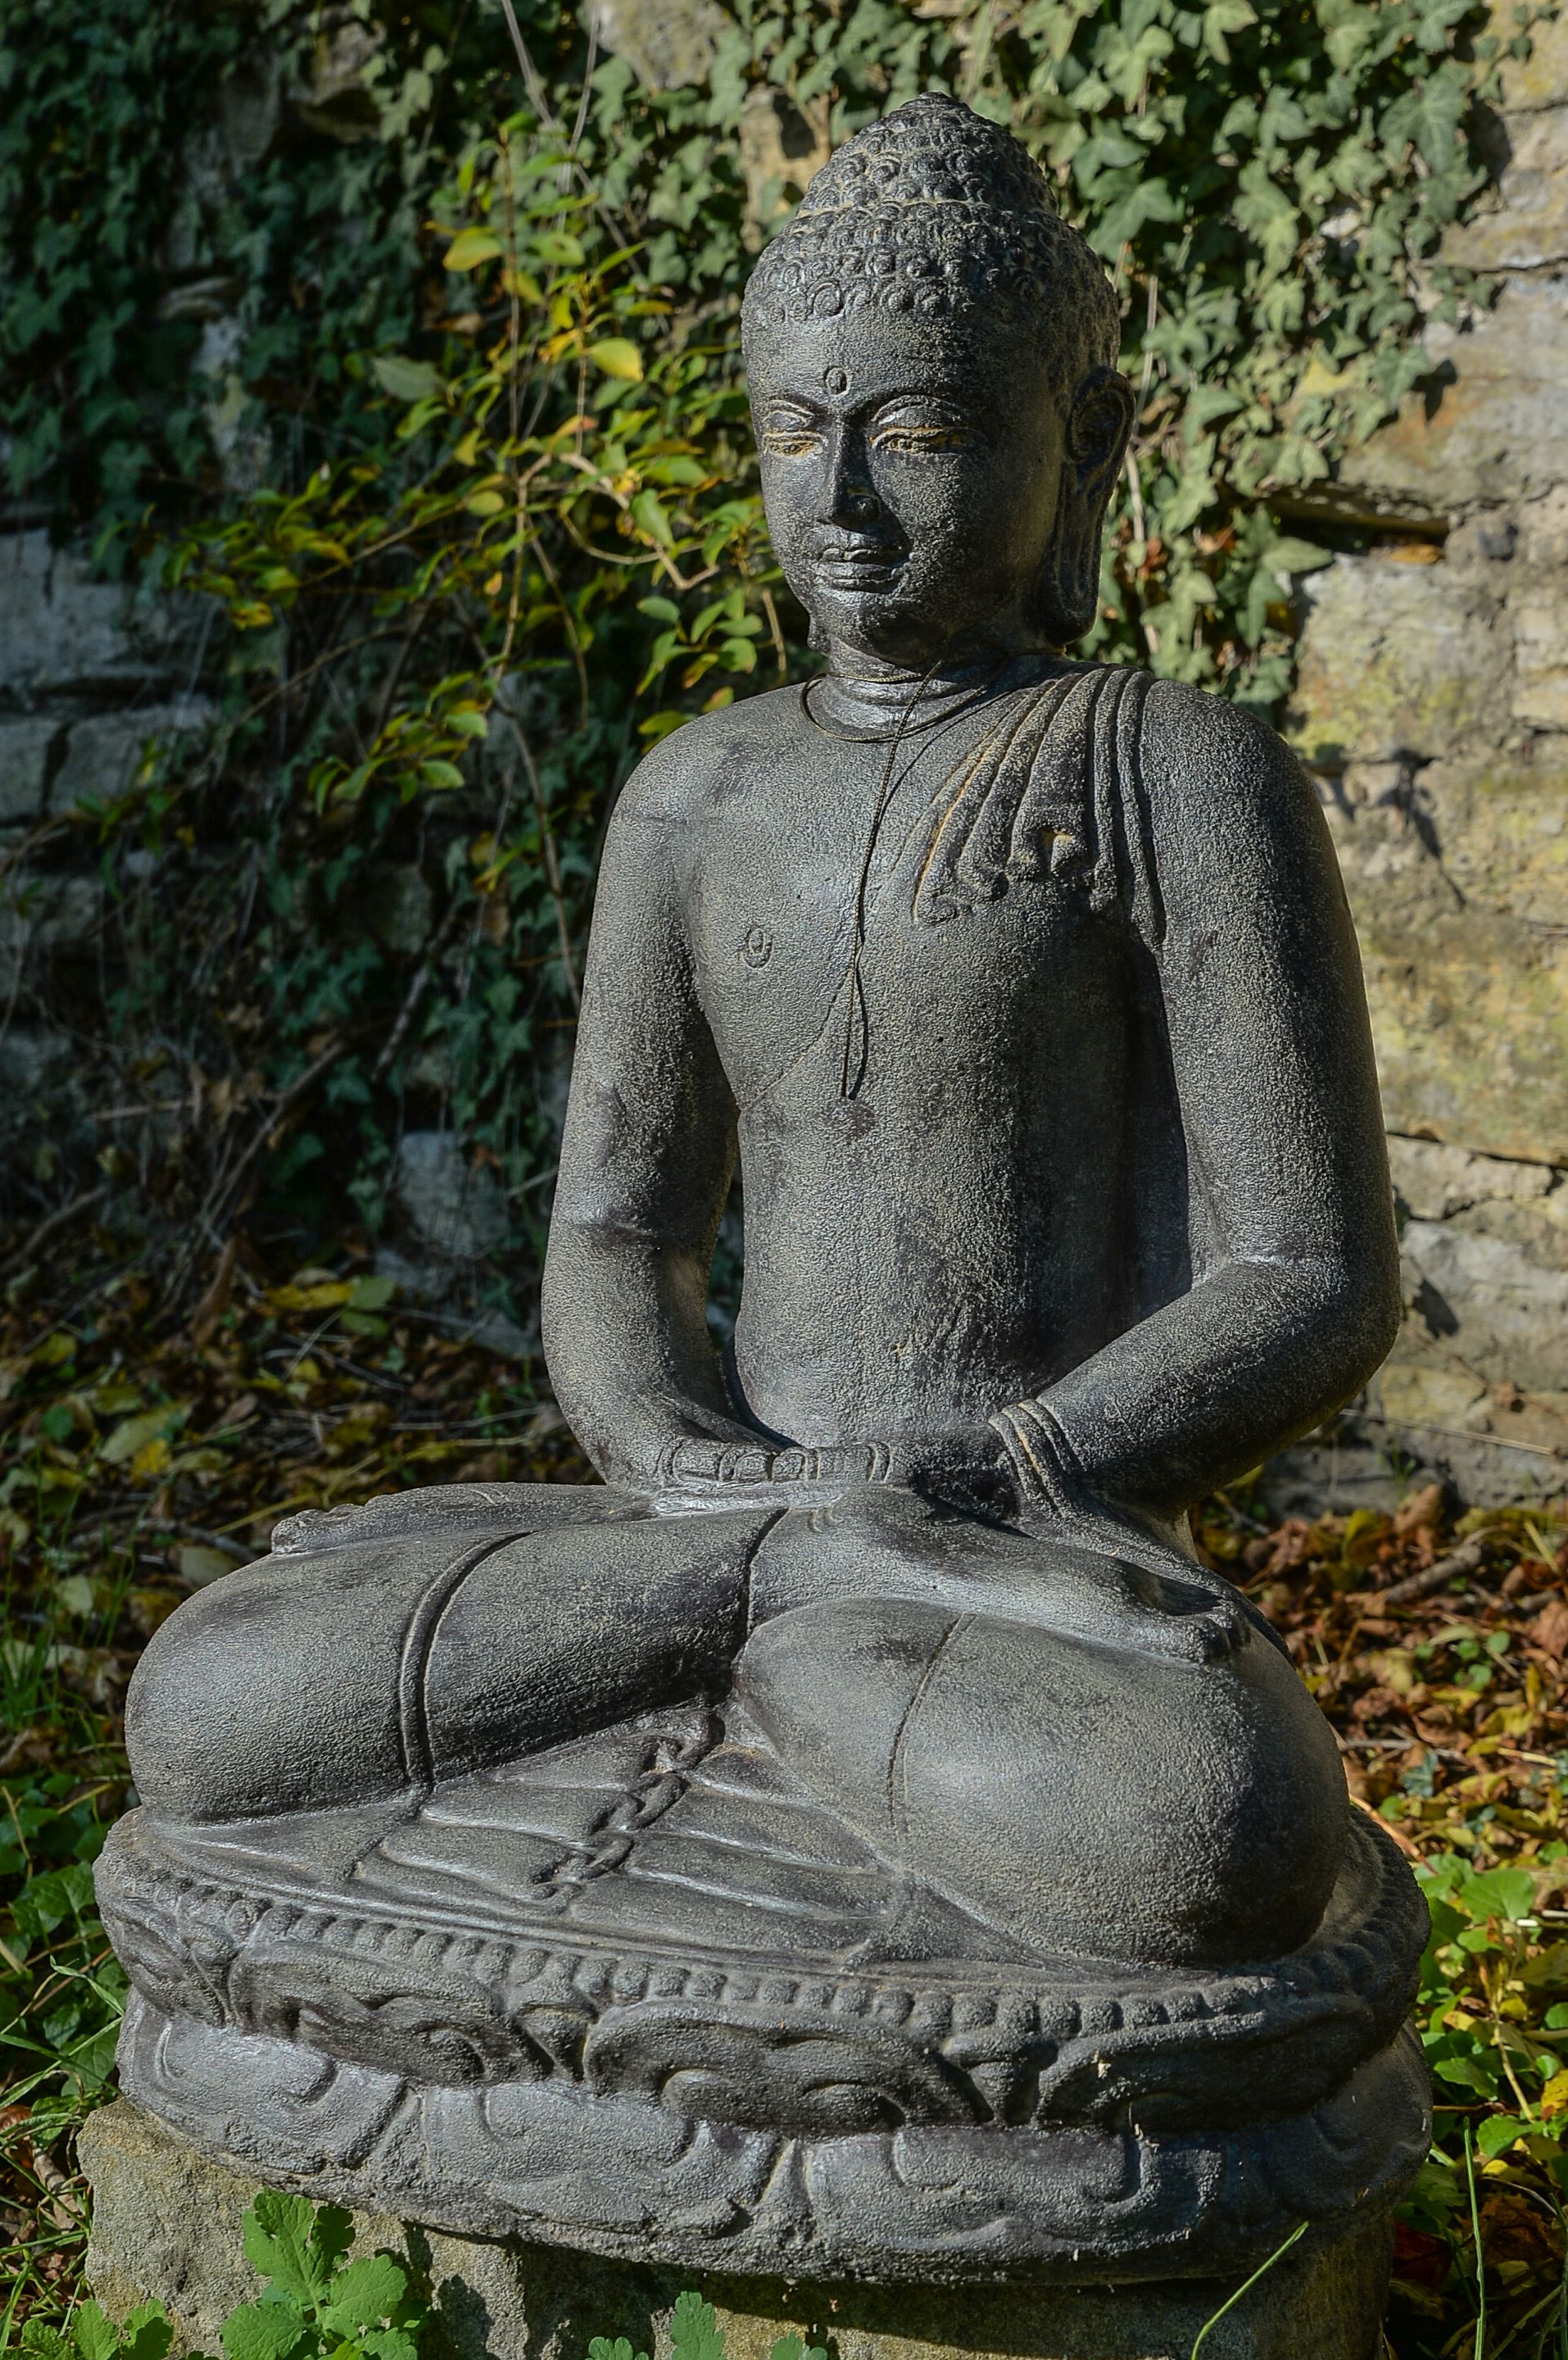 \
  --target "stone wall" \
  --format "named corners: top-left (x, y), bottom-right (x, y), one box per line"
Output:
top-left (1280, 11), bottom-right (1568, 1506)
top-left (0, 523), bottom-right (211, 1206)
top-left (14, 11), bottom-right (1568, 1503)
